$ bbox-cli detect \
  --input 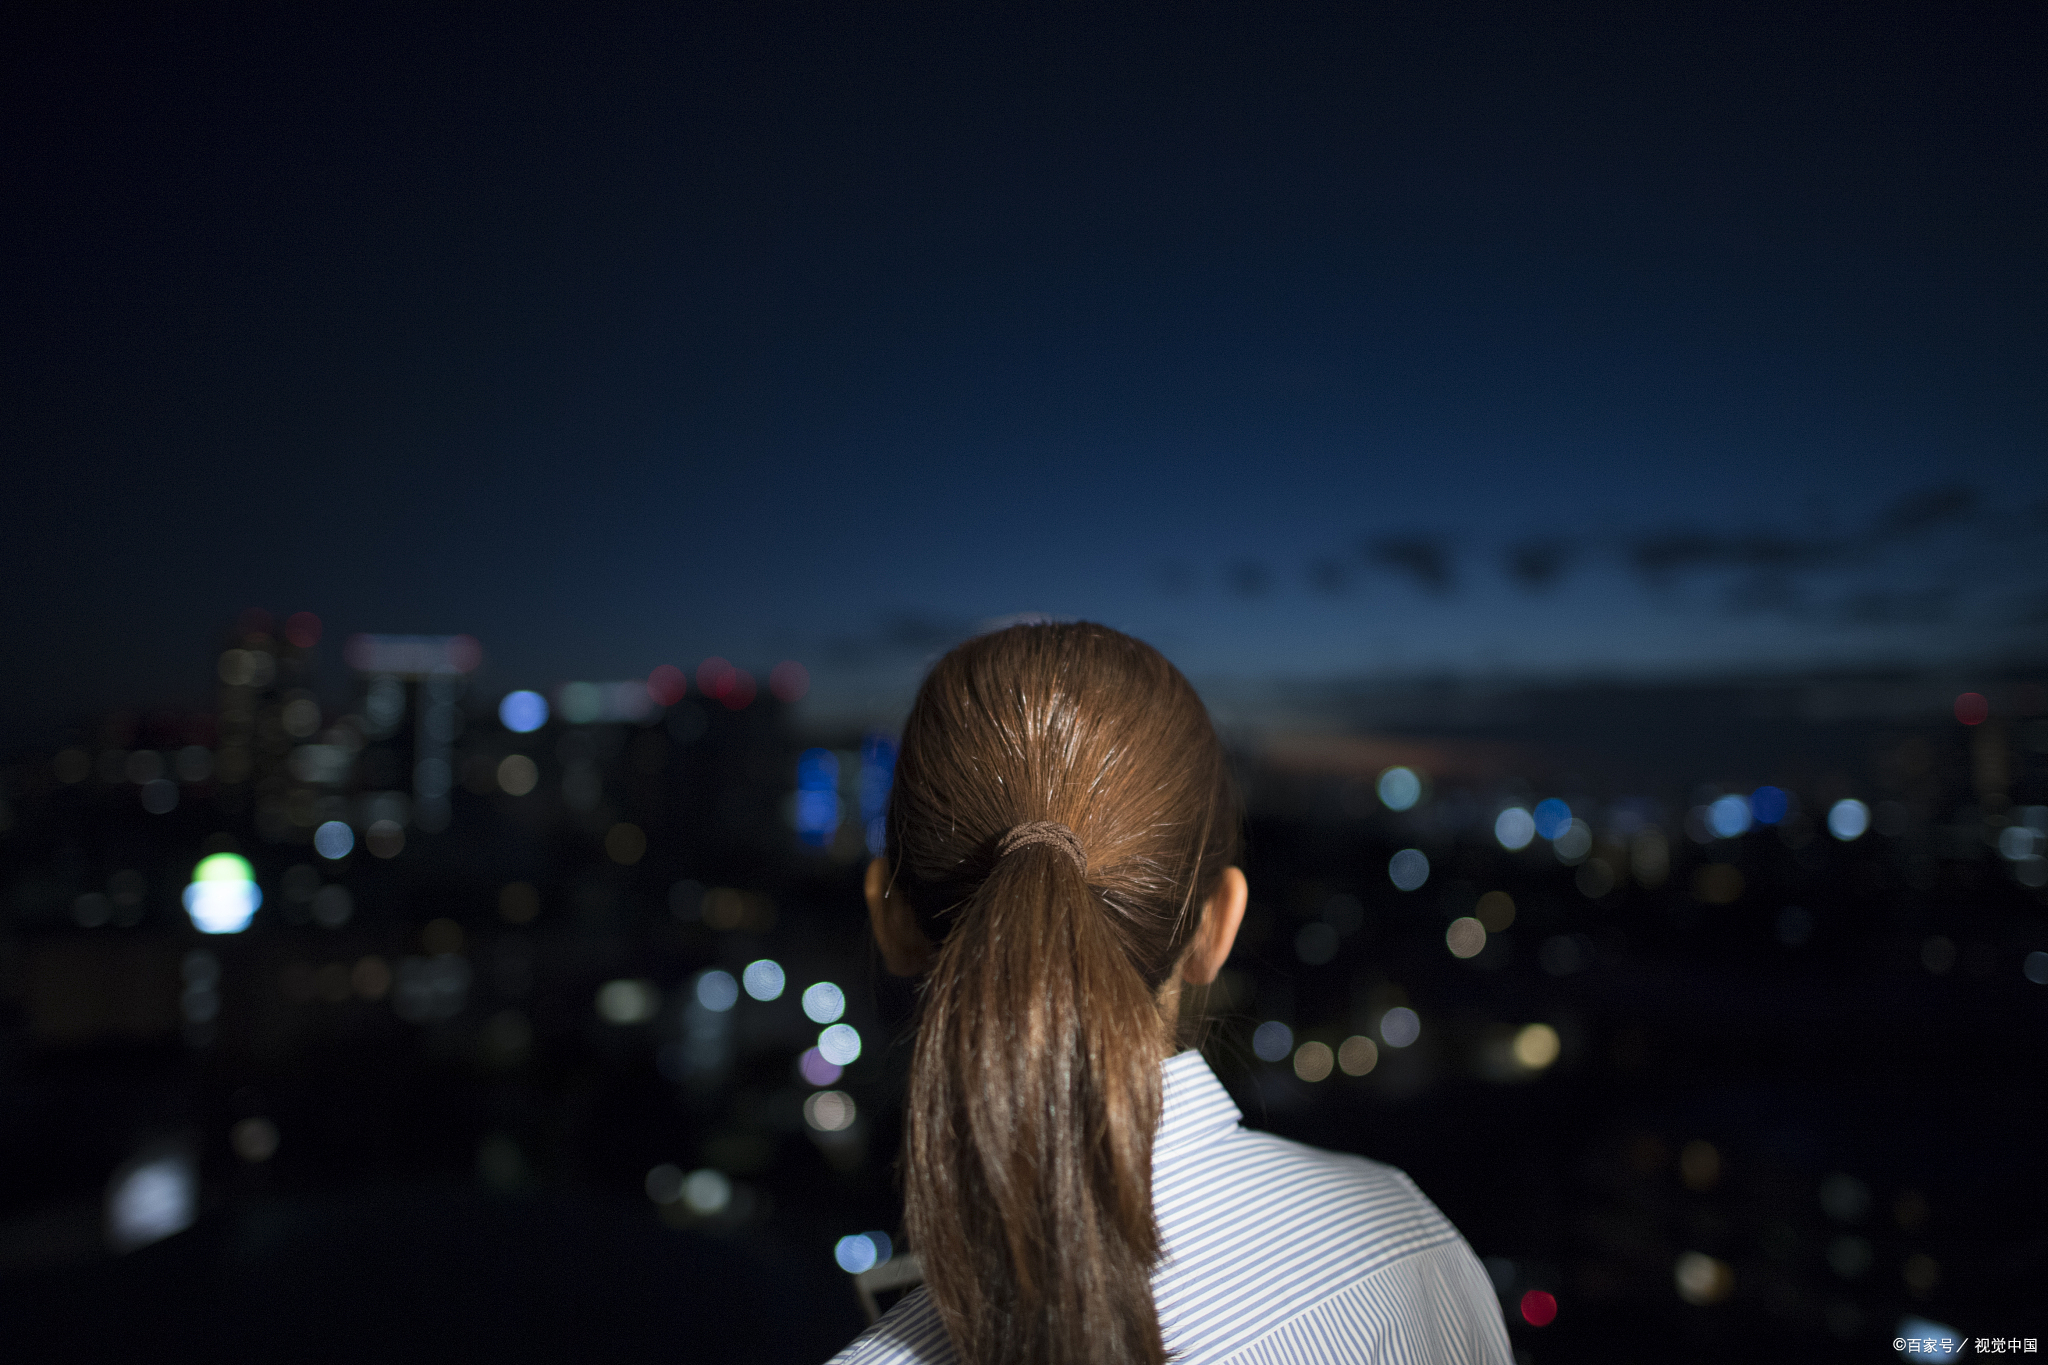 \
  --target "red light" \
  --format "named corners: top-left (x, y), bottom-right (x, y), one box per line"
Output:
top-left (285, 612), bottom-right (322, 648)
top-left (1954, 692), bottom-right (1989, 726)
top-left (1519, 1290), bottom-right (1557, 1327)
top-left (722, 669), bottom-right (757, 710)
top-left (697, 657), bottom-right (736, 699)
top-left (647, 664), bottom-right (687, 707)
top-left (770, 660), bottom-right (809, 703)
